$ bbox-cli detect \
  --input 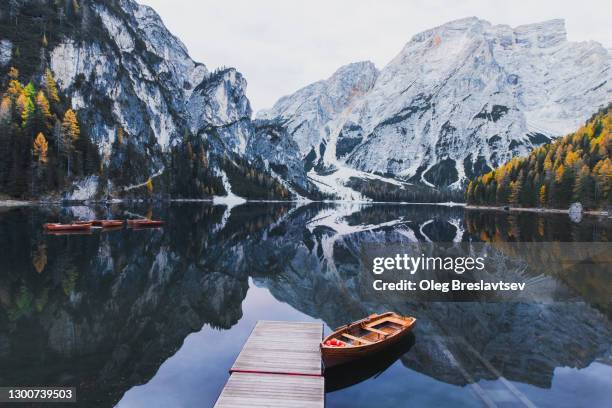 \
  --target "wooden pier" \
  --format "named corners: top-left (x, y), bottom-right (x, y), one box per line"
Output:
top-left (214, 321), bottom-right (324, 407)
